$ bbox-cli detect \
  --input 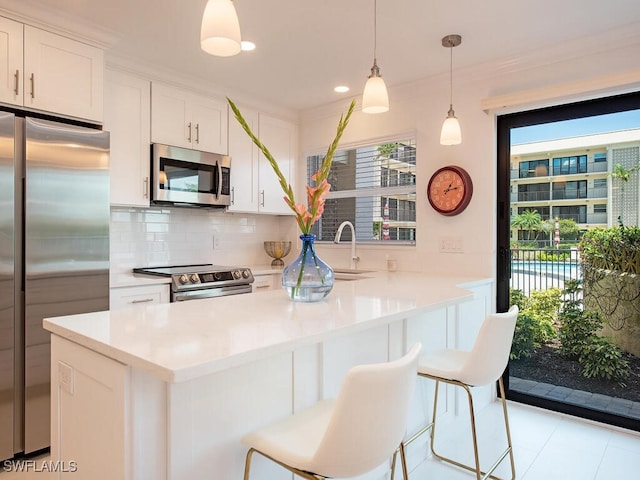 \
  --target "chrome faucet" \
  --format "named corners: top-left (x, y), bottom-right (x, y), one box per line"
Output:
top-left (334, 221), bottom-right (360, 269)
